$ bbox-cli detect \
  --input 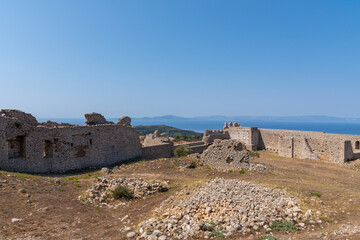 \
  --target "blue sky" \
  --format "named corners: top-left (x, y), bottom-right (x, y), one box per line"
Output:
top-left (0, 0), bottom-right (359, 118)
